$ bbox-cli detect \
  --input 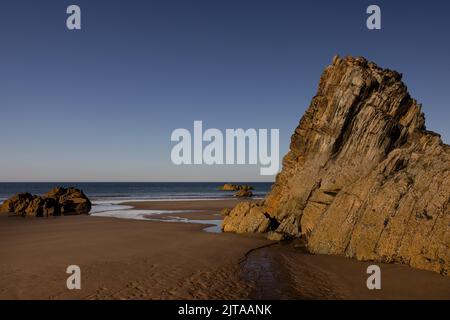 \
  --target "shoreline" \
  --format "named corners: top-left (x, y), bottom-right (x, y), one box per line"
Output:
top-left (121, 198), bottom-right (256, 211)
top-left (0, 199), bottom-right (449, 300)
